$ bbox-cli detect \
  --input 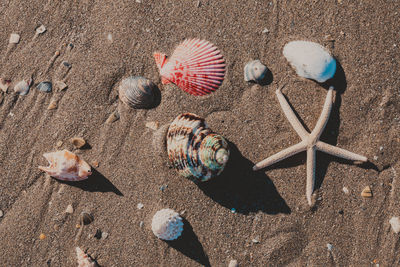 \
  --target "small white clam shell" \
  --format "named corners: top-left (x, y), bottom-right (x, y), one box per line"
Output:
top-left (151, 208), bottom-right (183, 241)
top-left (283, 40), bottom-right (336, 83)
top-left (14, 79), bottom-right (32, 95)
top-left (244, 60), bottom-right (268, 82)
top-left (9, 33), bottom-right (20, 44)
top-left (36, 25), bottom-right (46, 34)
